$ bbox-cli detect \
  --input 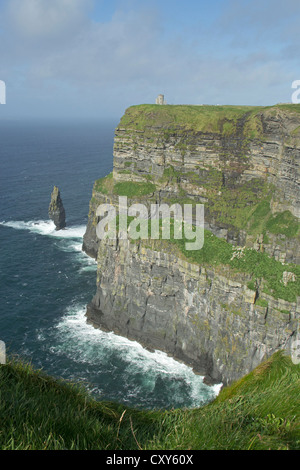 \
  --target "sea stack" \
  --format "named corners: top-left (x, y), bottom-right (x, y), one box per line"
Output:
top-left (49, 186), bottom-right (66, 230)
